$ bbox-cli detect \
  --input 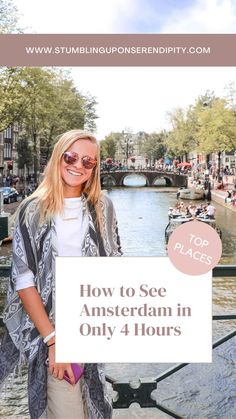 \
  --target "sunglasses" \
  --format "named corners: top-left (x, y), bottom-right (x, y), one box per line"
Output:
top-left (63, 151), bottom-right (97, 169)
